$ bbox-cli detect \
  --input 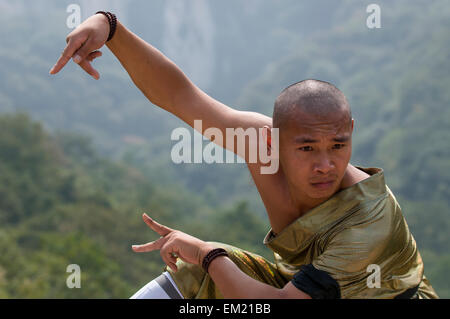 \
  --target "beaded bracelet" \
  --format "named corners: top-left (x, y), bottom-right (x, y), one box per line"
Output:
top-left (96, 11), bottom-right (117, 42)
top-left (202, 248), bottom-right (229, 273)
